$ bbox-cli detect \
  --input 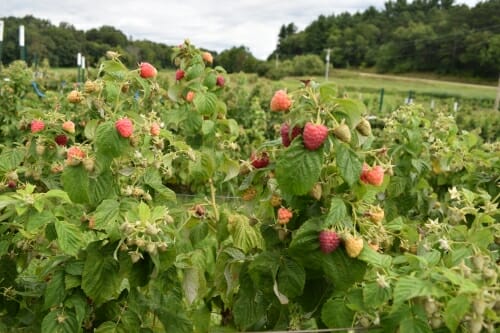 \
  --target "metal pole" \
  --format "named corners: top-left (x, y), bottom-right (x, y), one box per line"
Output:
top-left (494, 73), bottom-right (500, 111)
top-left (81, 56), bottom-right (86, 82)
top-left (19, 25), bottom-right (26, 61)
top-left (325, 48), bottom-right (331, 81)
top-left (378, 88), bottom-right (384, 113)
